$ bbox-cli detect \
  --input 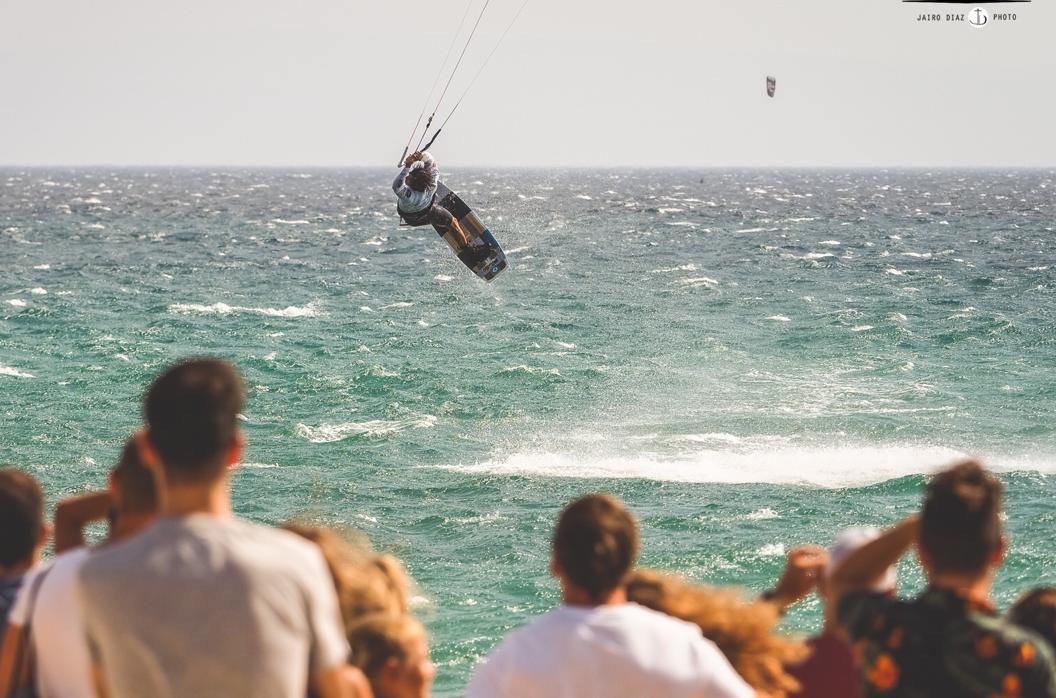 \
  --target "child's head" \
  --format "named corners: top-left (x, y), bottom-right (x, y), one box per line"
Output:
top-left (348, 613), bottom-right (434, 698)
